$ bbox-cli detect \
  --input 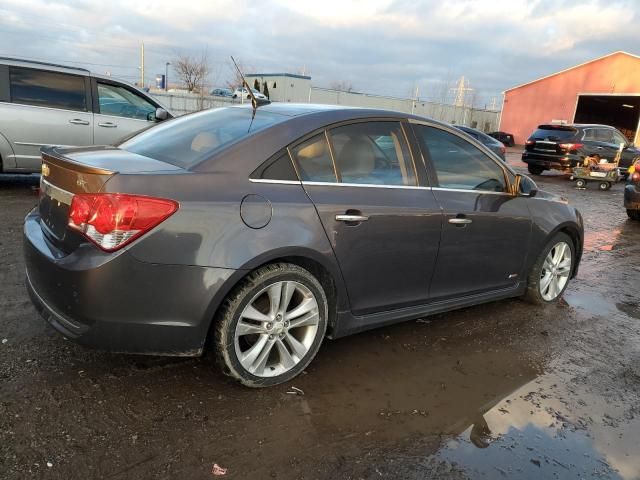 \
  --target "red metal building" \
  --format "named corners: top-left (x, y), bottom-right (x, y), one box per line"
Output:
top-left (500, 51), bottom-right (640, 145)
